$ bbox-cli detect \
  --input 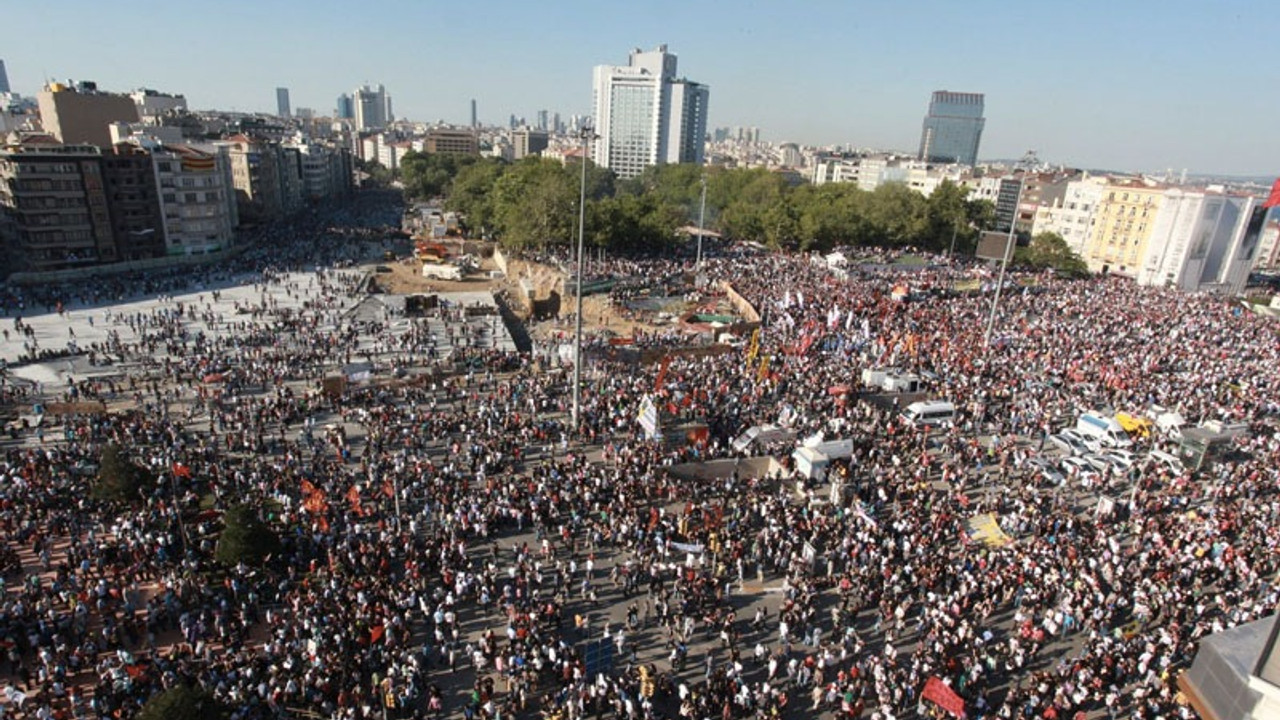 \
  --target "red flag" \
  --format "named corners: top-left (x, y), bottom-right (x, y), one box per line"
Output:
top-left (1265, 178), bottom-right (1280, 209)
top-left (923, 676), bottom-right (966, 718)
top-left (172, 463), bottom-right (192, 478)
top-left (655, 356), bottom-right (671, 392)
top-left (382, 480), bottom-right (394, 498)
